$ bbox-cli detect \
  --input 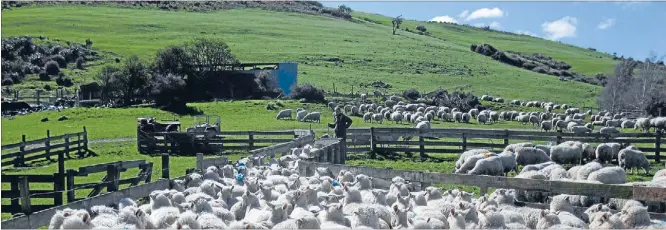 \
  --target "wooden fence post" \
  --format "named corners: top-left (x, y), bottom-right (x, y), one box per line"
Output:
top-left (19, 176), bottom-right (31, 215)
top-left (162, 153), bottom-right (170, 179)
top-left (656, 133), bottom-right (662, 163)
top-left (370, 127), bottom-right (376, 155)
top-left (462, 133), bottom-right (467, 152)
top-left (248, 133), bottom-right (255, 149)
top-left (419, 136), bottom-right (426, 160)
top-left (107, 164), bottom-right (119, 192)
top-left (16, 135), bottom-right (26, 167)
top-left (556, 130), bottom-right (563, 144)
top-left (64, 137), bottom-right (71, 158)
top-left (196, 153), bottom-right (204, 171)
top-left (504, 129), bottom-right (509, 146)
top-left (45, 130), bottom-right (52, 161)
top-left (66, 169), bottom-right (76, 202)
top-left (55, 150), bottom-right (65, 206)
top-left (36, 90), bottom-right (40, 105)
top-left (83, 126), bottom-right (89, 155)
top-left (77, 133), bottom-right (83, 158)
